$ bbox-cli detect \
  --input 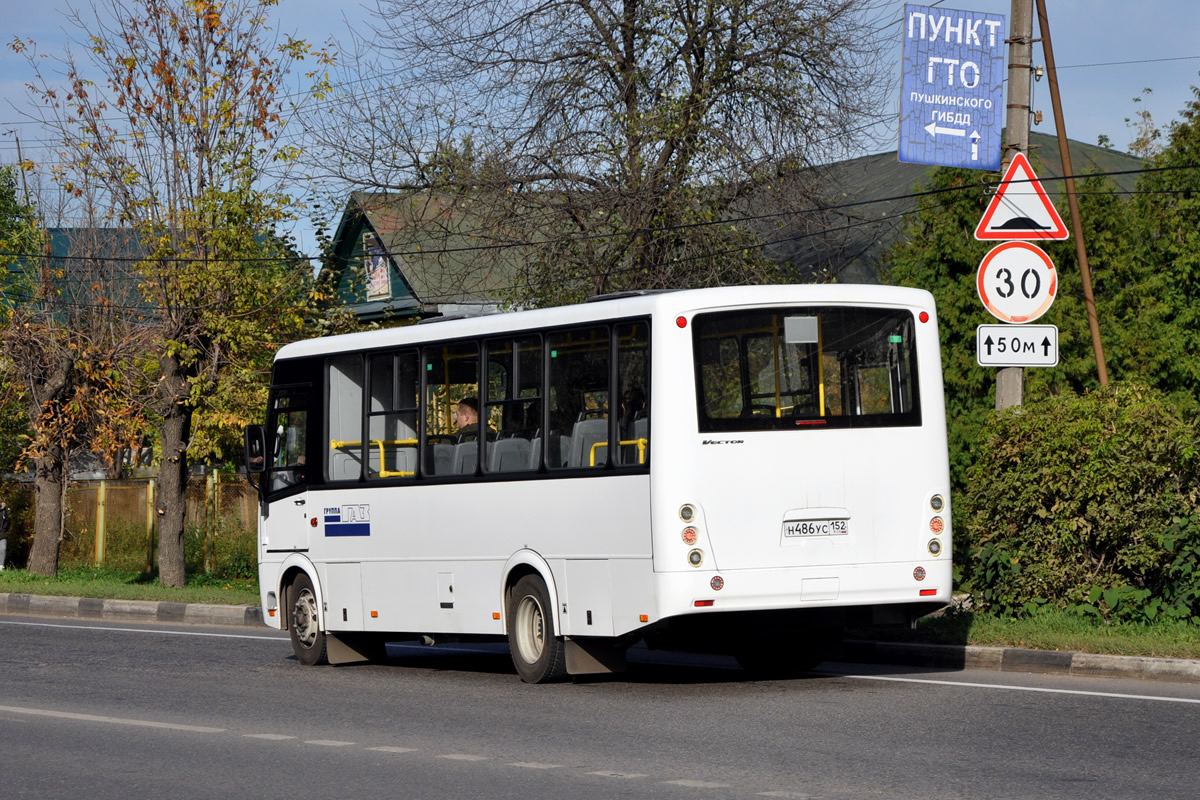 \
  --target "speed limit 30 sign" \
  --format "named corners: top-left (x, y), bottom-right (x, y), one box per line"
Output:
top-left (976, 241), bottom-right (1057, 323)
